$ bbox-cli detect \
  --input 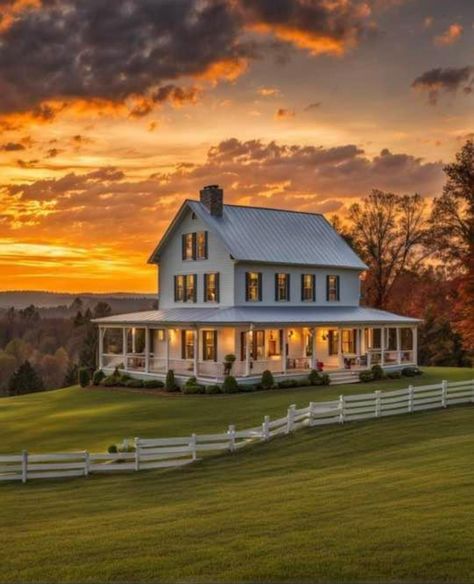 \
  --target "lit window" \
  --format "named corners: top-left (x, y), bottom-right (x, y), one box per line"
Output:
top-left (275, 273), bottom-right (290, 301)
top-left (327, 275), bottom-right (340, 301)
top-left (328, 330), bottom-right (339, 355)
top-left (175, 275), bottom-right (185, 302)
top-left (246, 272), bottom-right (261, 301)
top-left (302, 274), bottom-right (315, 301)
top-left (341, 329), bottom-right (356, 353)
top-left (204, 273), bottom-right (219, 302)
top-left (175, 275), bottom-right (196, 303)
top-left (196, 232), bottom-right (208, 260)
top-left (240, 330), bottom-right (266, 360)
top-left (185, 274), bottom-right (196, 302)
top-left (182, 233), bottom-right (195, 260)
top-left (202, 330), bottom-right (217, 361)
top-left (181, 330), bottom-right (194, 359)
